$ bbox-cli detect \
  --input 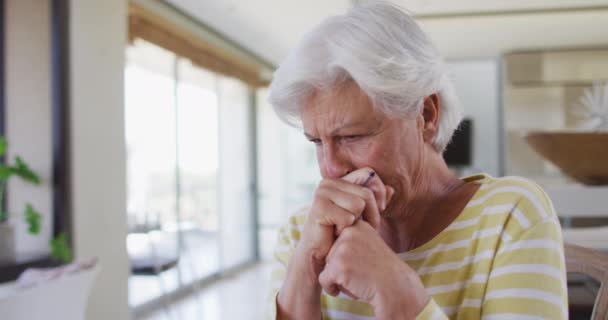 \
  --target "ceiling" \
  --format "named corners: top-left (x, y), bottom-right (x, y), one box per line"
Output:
top-left (165, 0), bottom-right (608, 65)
